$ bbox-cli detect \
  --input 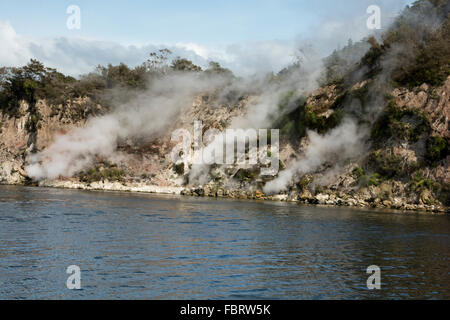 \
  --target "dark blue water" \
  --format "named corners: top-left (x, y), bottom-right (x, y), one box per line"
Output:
top-left (0, 185), bottom-right (448, 299)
